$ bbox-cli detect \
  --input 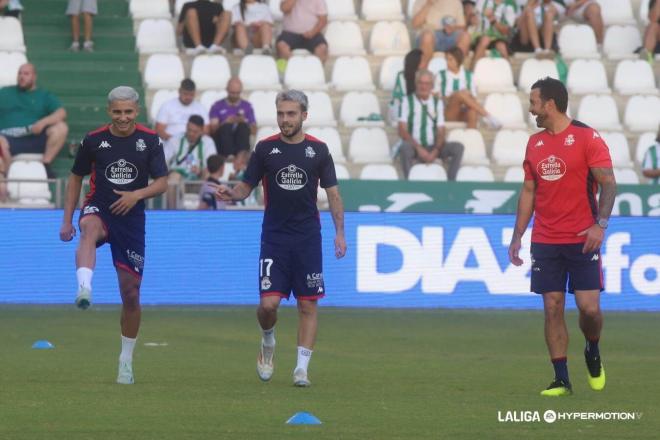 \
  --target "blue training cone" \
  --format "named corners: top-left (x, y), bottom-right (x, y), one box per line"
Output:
top-left (31, 340), bottom-right (55, 349)
top-left (286, 412), bottom-right (322, 425)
